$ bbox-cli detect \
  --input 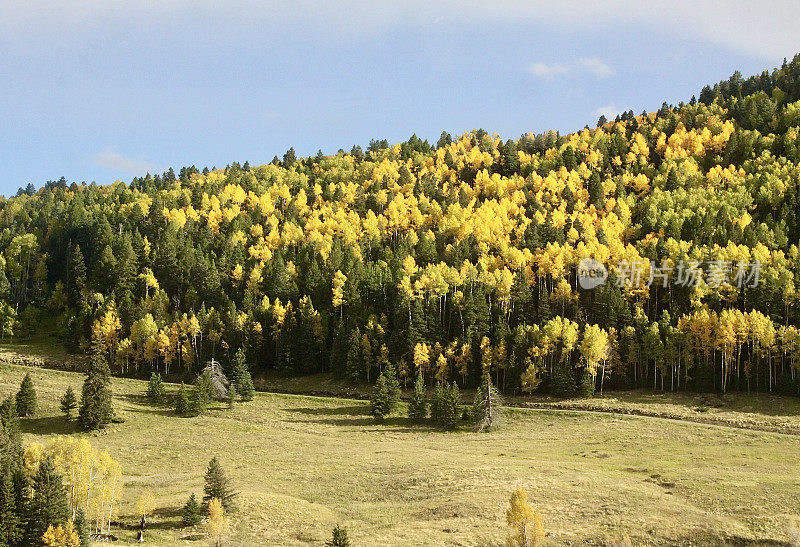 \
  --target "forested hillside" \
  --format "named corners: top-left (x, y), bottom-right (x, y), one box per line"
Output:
top-left (2, 56), bottom-right (800, 397)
